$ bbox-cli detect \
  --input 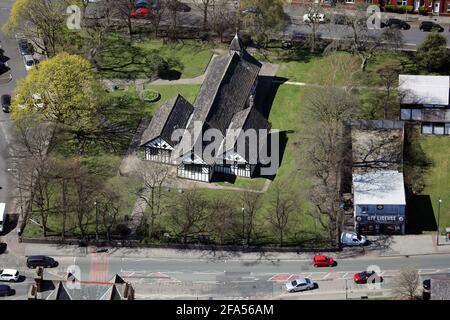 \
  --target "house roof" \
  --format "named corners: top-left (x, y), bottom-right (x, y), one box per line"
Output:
top-left (176, 36), bottom-right (263, 162)
top-left (352, 170), bottom-right (406, 205)
top-left (230, 33), bottom-right (244, 53)
top-left (140, 94), bottom-right (194, 147)
top-left (399, 75), bottom-right (450, 105)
